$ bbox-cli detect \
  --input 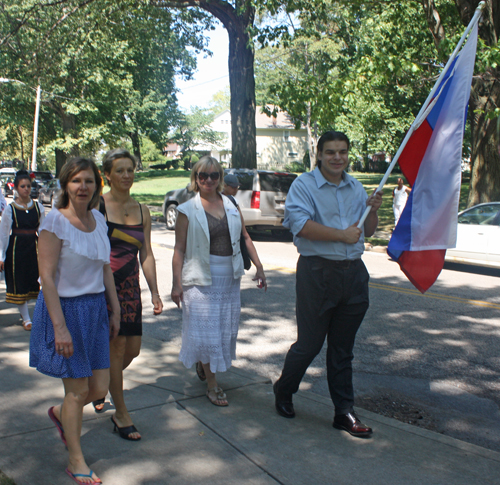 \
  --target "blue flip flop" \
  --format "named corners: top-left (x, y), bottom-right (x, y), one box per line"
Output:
top-left (65, 468), bottom-right (102, 484)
